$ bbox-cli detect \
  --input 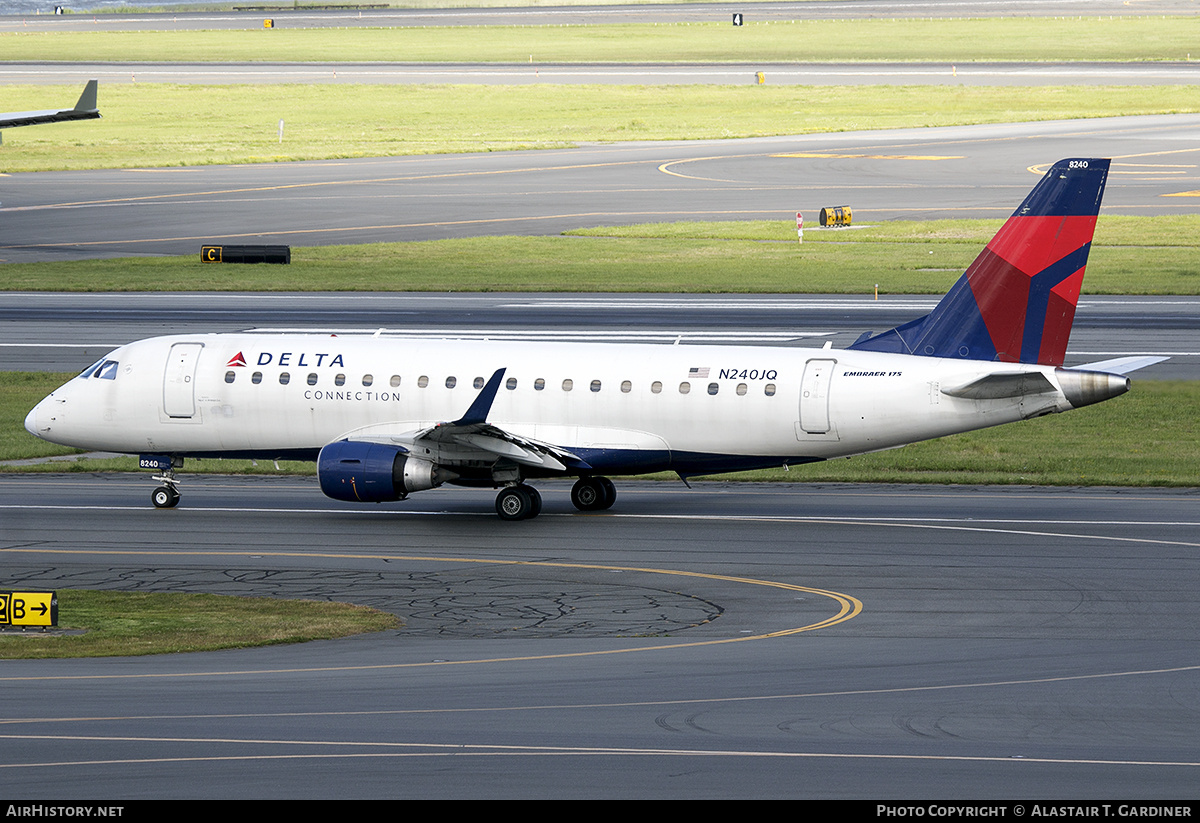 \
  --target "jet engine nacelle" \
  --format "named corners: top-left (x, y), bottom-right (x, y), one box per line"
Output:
top-left (317, 440), bottom-right (454, 502)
